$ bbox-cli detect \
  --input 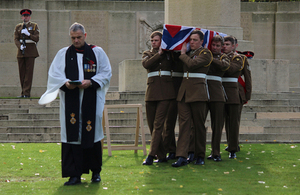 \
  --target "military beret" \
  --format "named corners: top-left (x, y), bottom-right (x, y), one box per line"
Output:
top-left (20, 9), bottom-right (32, 16)
top-left (237, 51), bottom-right (254, 59)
